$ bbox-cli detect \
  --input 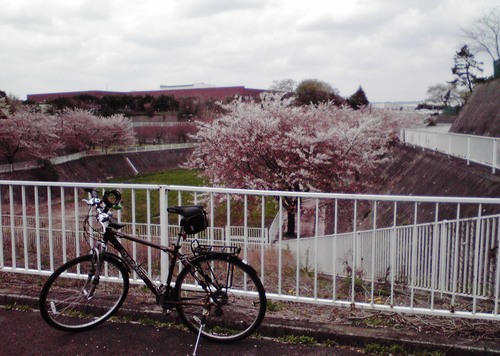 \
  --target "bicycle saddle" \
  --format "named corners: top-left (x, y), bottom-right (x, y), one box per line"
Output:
top-left (167, 205), bottom-right (204, 218)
